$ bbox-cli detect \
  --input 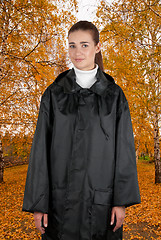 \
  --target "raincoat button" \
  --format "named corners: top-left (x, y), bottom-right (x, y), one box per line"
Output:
top-left (78, 96), bottom-right (86, 105)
